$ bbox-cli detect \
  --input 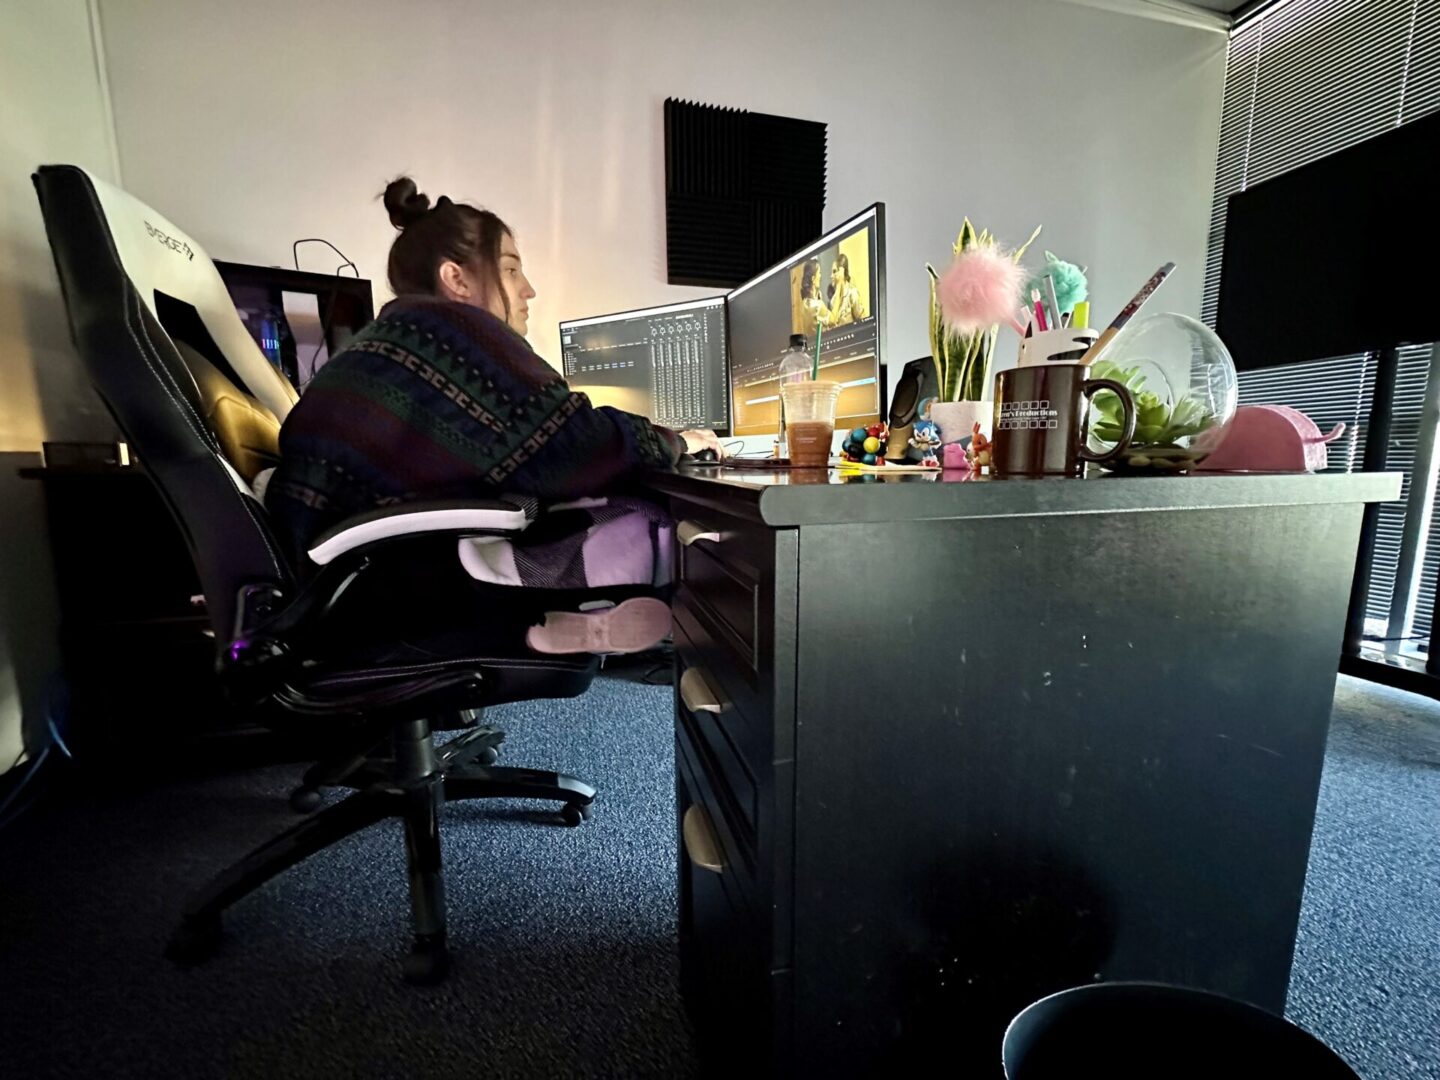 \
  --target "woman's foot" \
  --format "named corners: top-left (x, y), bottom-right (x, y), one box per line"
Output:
top-left (526, 597), bottom-right (672, 655)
